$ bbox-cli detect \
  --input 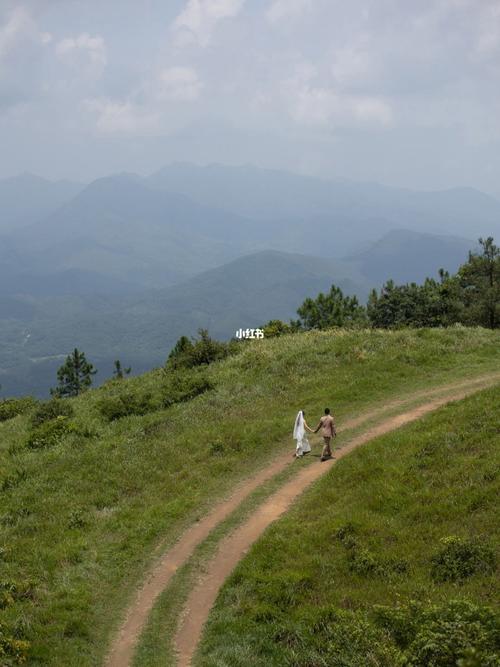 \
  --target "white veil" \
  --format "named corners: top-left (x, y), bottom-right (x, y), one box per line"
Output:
top-left (293, 410), bottom-right (305, 441)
